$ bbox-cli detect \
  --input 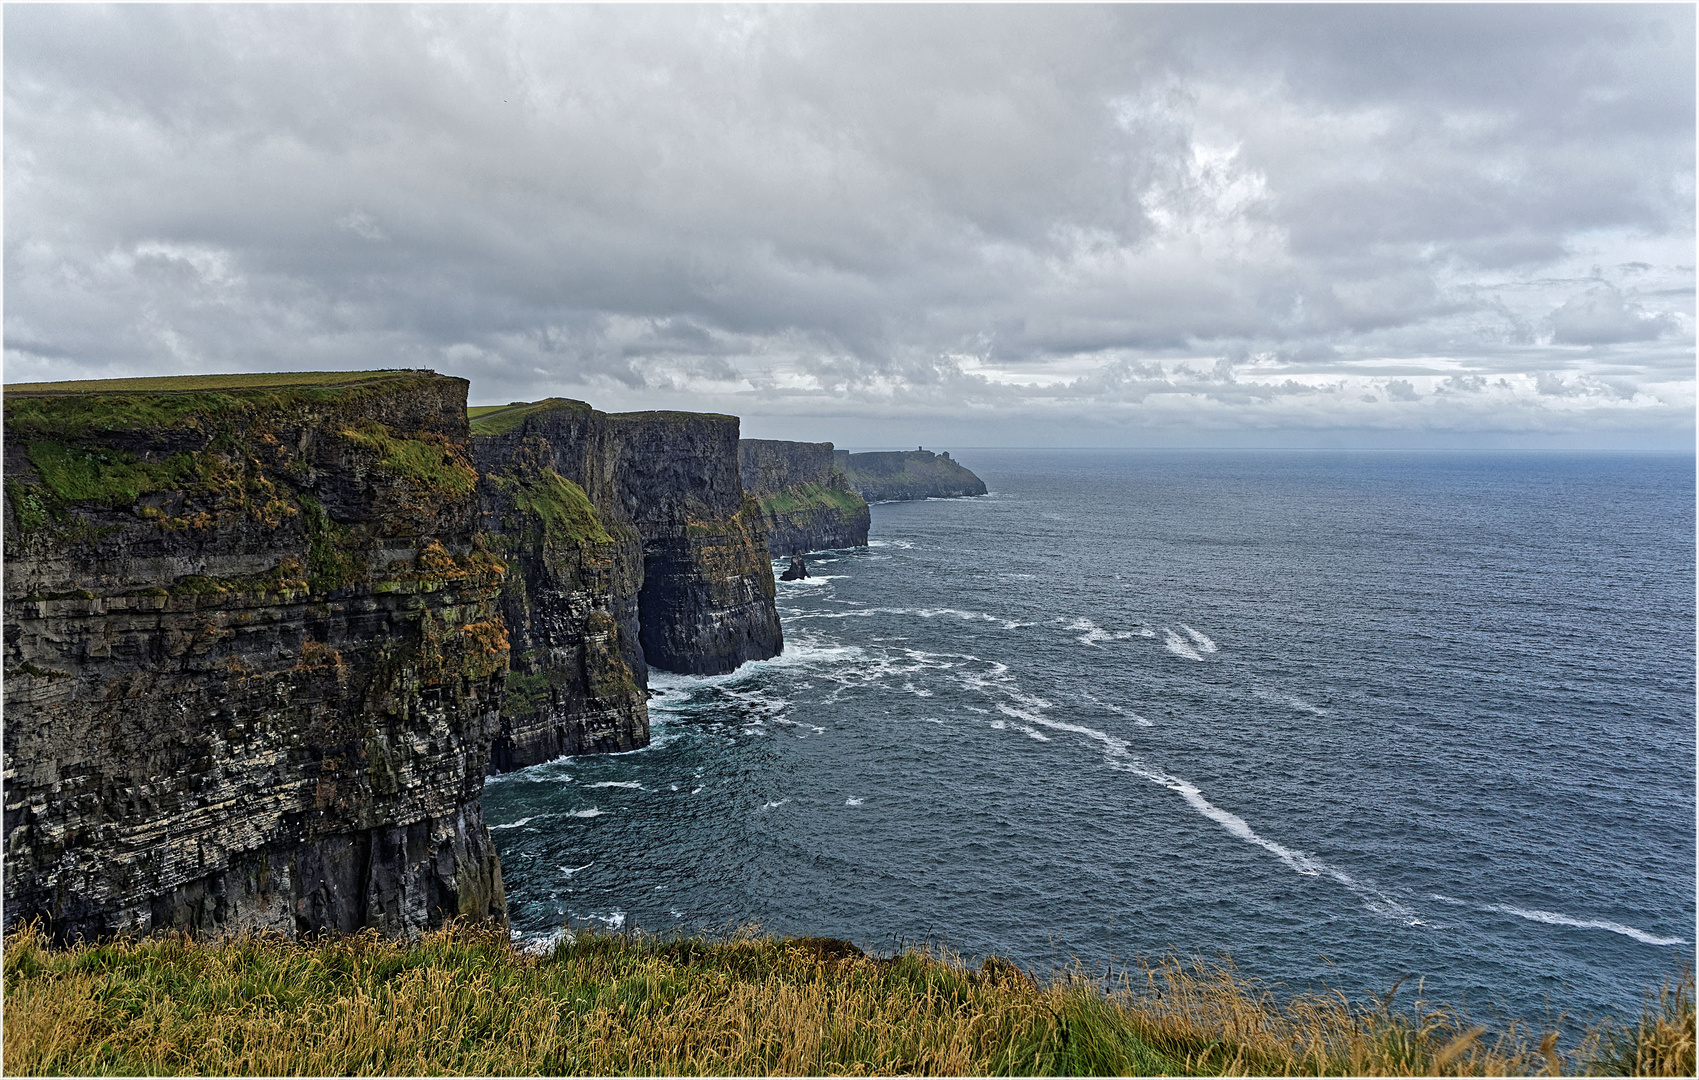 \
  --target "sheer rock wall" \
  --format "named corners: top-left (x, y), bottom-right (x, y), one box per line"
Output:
top-left (3, 372), bottom-right (507, 942)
